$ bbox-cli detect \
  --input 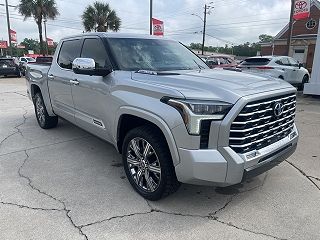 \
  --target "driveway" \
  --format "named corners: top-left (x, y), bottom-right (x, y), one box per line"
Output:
top-left (0, 77), bottom-right (319, 240)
